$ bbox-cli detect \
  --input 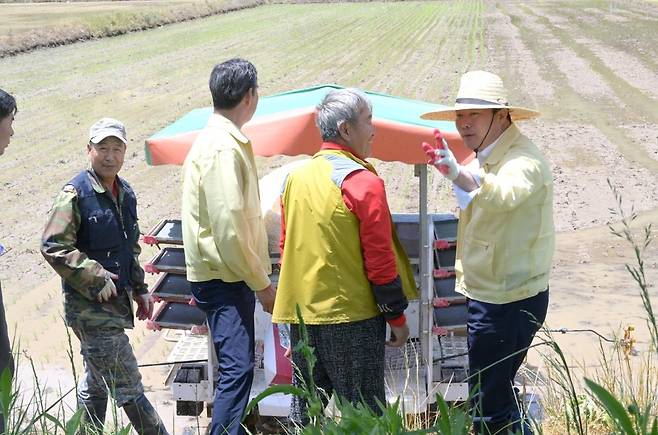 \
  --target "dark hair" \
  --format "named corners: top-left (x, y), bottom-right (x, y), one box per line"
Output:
top-left (209, 58), bottom-right (258, 110)
top-left (0, 88), bottom-right (17, 119)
